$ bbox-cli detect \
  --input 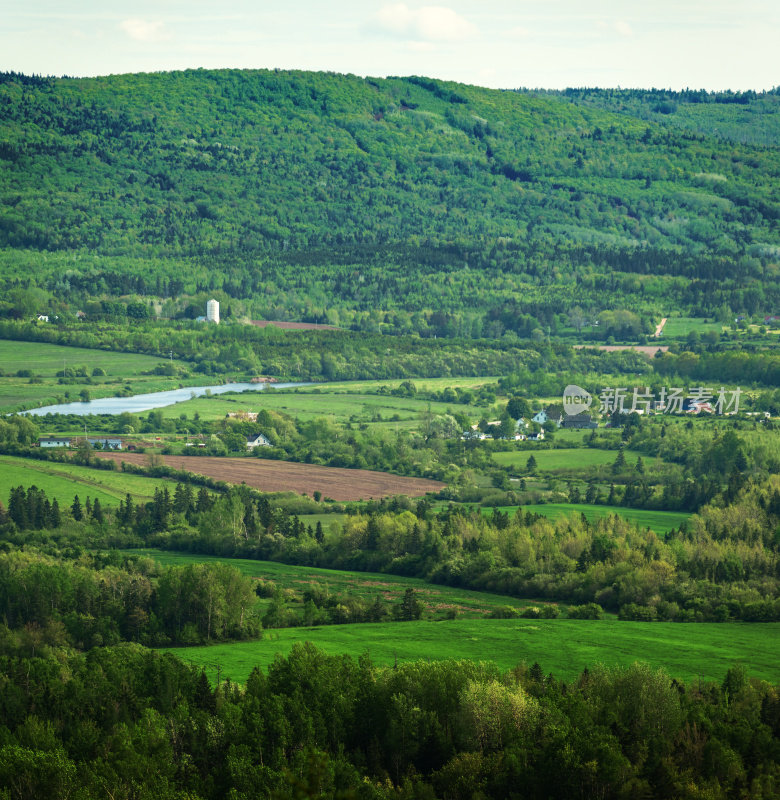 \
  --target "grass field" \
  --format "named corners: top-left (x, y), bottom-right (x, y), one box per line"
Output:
top-left (158, 387), bottom-right (485, 429)
top-left (493, 448), bottom-right (658, 473)
top-left (125, 549), bottom-right (555, 619)
top-left (0, 454), bottom-right (182, 506)
top-left (0, 339), bottom-right (192, 412)
top-left (482, 503), bottom-right (691, 534)
top-left (297, 512), bottom-right (347, 529)
top-left (166, 618), bottom-right (780, 685)
top-left (660, 318), bottom-right (725, 338)
top-left (297, 377), bottom-right (499, 393)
